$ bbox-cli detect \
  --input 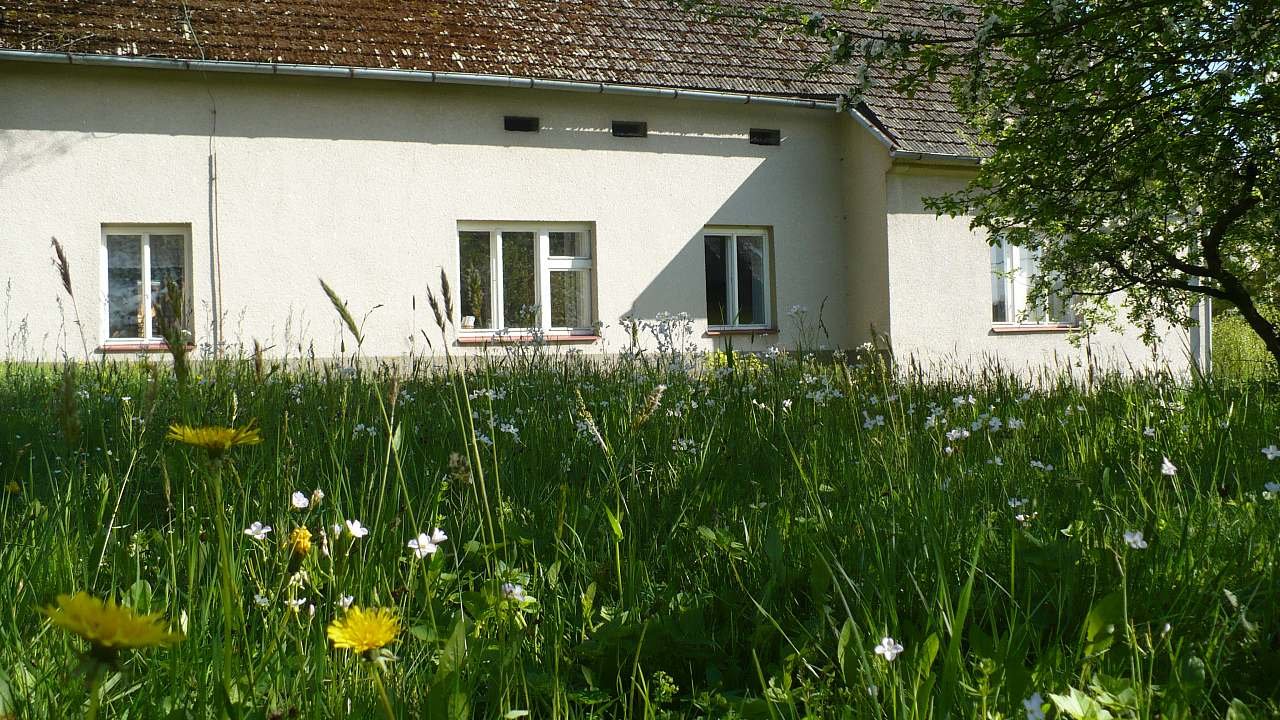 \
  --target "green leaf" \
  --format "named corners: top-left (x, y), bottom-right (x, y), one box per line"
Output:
top-left (836, 618), bottom-right (854, 682)
top-left (1226, 699), bottom-right (1255, 720)
top-left (0, 667), bottom-right (14, 716)
top-left (914, 632), bottom-right (941, 708)
top-left (127, 579), bottom-right (153, 613)
top-left (916, 632), bottom-right (940, 676)
top-left (438, 617), bottom-right (468, 676)
top-left (1050, 688), bottom-right (1114, 720)
top-left (605, 507), bottom-right (623, 541)
top-left (1084, 591), bottom-right (1125, 655)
